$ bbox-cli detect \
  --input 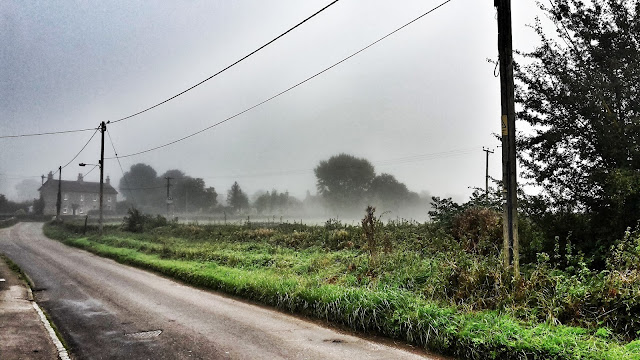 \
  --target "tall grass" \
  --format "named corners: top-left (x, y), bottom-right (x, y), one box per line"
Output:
top-left (43, 220), bottom-right (640, 359)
